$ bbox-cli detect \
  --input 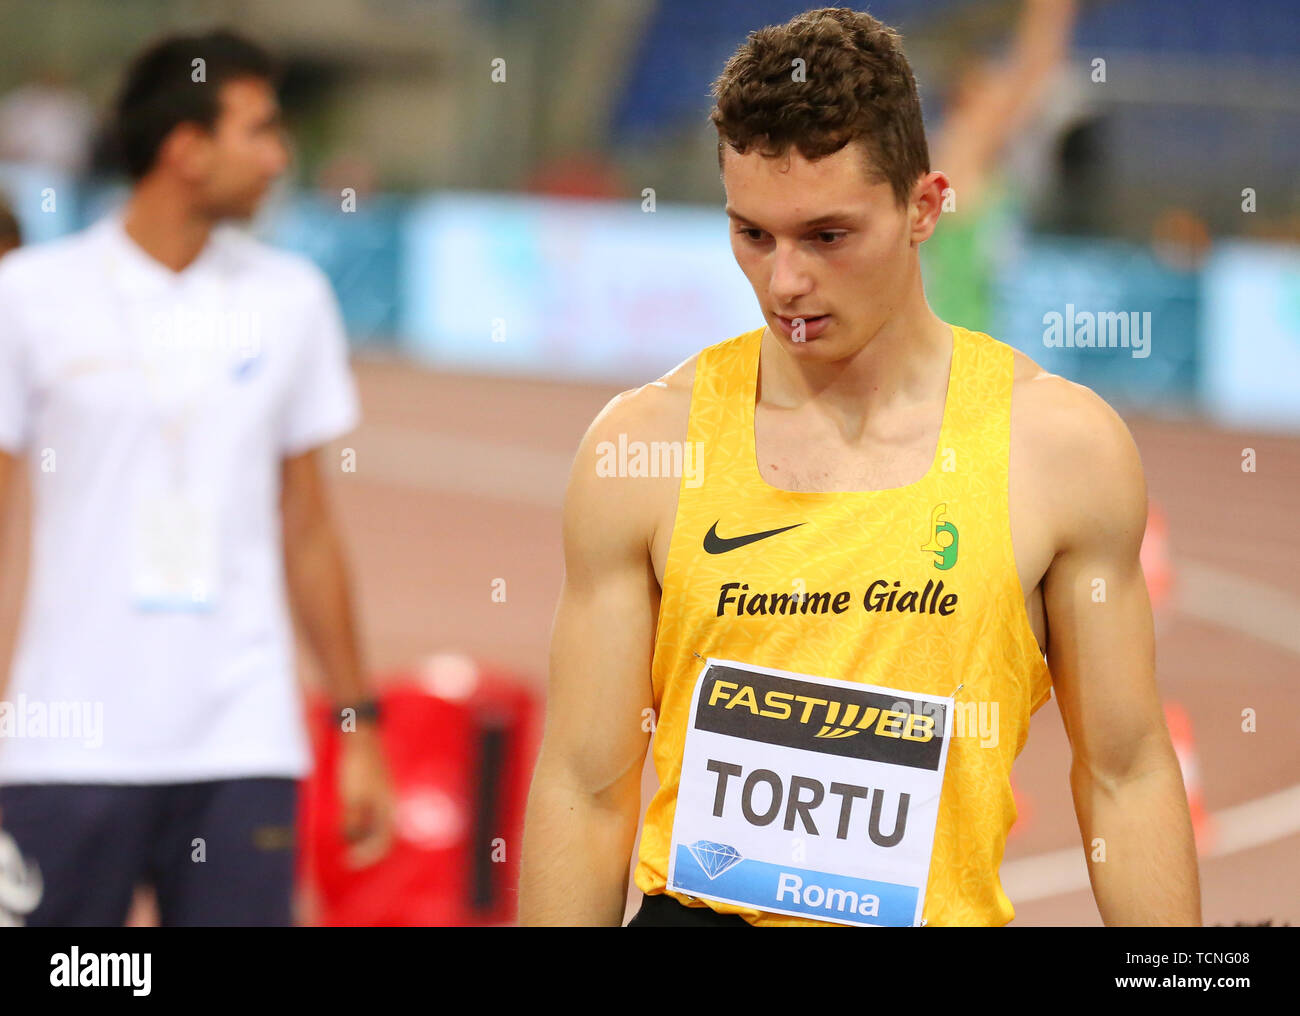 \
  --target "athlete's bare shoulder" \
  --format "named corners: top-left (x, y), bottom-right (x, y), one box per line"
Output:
top-left (621, 350), bottom-right (698, 425)
top-left (585, 350), bottom-right (698, 450)
top-left (1010, 345), bottom-right (1047, 385)
top-left (562, 351), bottom-right (700, 559)
top-left (1008, 347), bottom-right (1148, 557)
